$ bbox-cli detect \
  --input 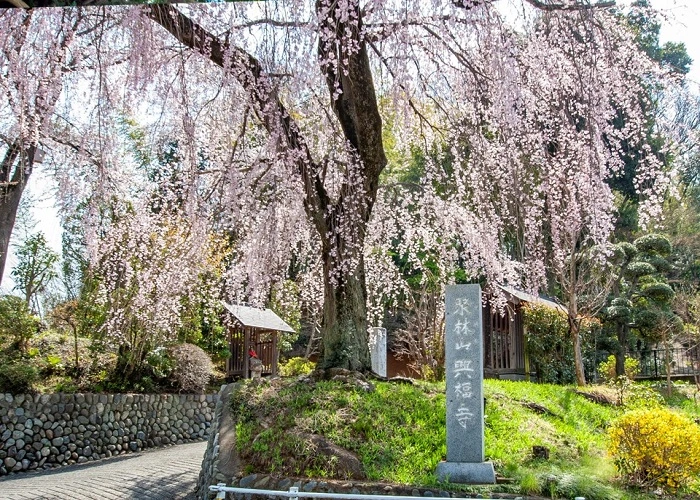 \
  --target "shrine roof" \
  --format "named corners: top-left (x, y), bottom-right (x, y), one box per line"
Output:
top-left (221, 301), bottom-right (296, 332)
top-left (497, 285), bottom-right (567, 313)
